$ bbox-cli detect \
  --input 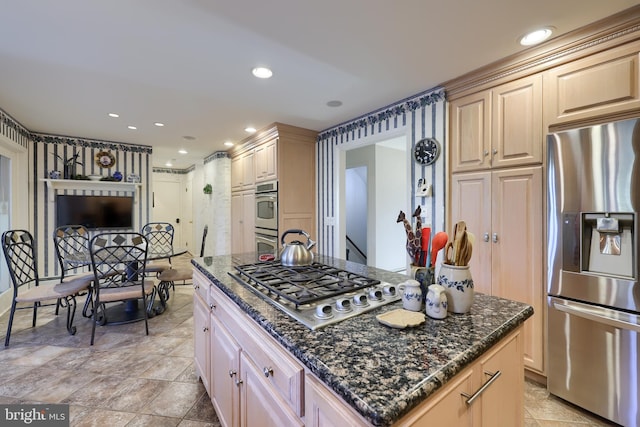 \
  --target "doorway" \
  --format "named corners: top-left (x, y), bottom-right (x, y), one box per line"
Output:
top-left (152, 178), bottom-right (183, 248)
top-left (341, 134), bottom-right (410, 272)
